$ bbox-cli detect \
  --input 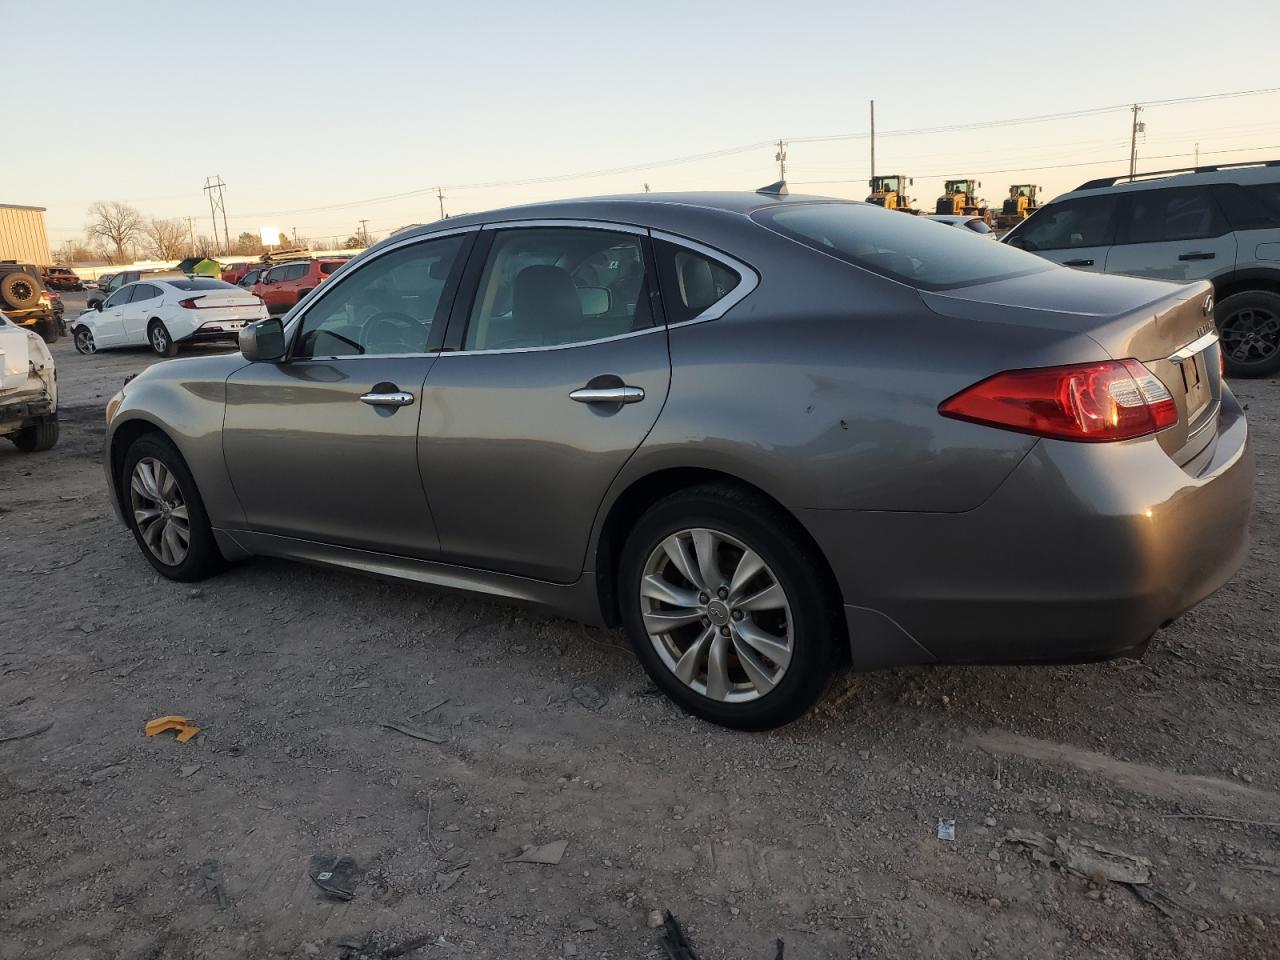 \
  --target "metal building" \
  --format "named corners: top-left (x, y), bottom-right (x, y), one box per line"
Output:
top-left (0, 204), bottom-right (52, 266)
